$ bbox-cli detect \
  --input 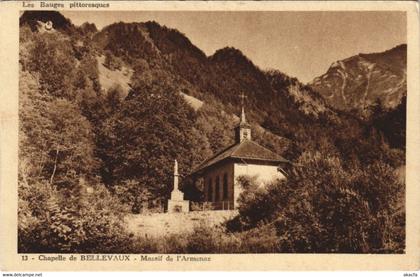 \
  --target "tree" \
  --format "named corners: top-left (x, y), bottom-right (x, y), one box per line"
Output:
top-left (19, 70), bottom-right (129, 253)
top-left (28, 32), bottom-right (76, 99)
top-left (19, 72), bottom-right (99, 187)
top-left (99, 84), bottom-right (201, 203)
